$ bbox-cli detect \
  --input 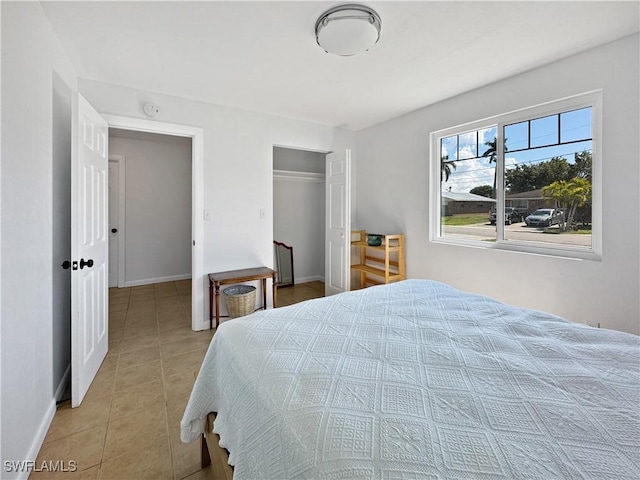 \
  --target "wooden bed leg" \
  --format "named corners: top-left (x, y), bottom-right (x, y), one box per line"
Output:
top-left (201, 433), bottom-right (212, 468)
